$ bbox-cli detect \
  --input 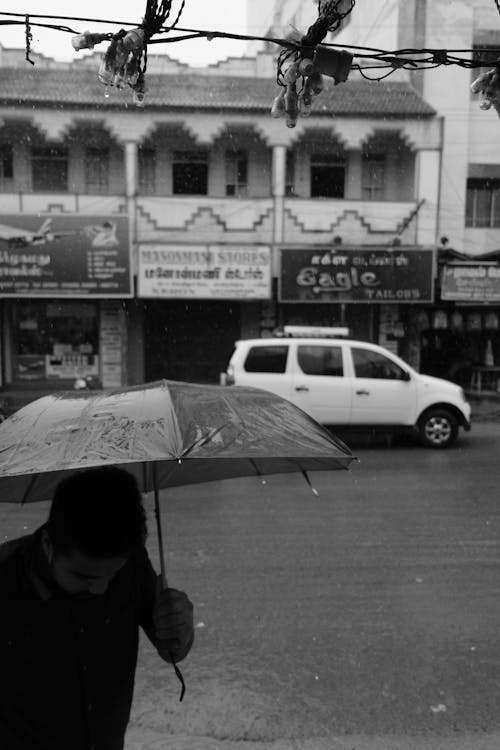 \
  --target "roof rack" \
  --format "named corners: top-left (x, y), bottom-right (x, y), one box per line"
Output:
top-left (279, 325), bottom-right (350, 338)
